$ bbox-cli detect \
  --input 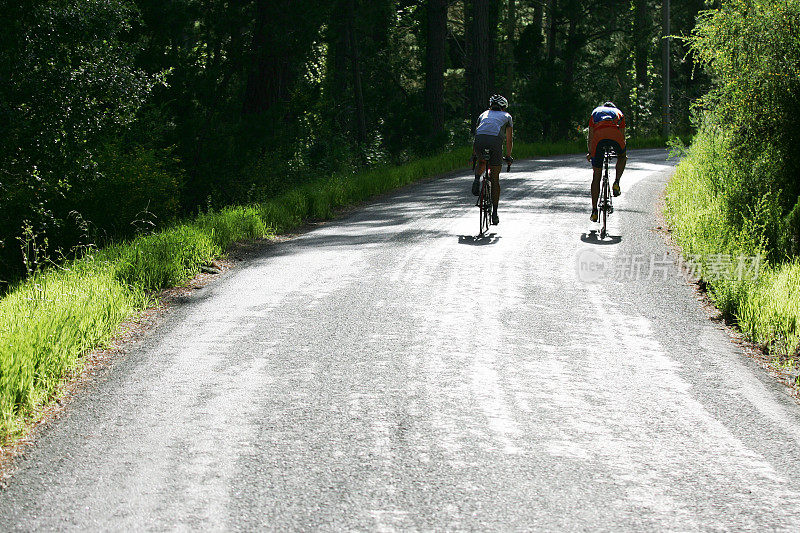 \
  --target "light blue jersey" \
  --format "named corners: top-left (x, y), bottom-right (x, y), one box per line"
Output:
top-left (475, 109), bottom-right (513, 137)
